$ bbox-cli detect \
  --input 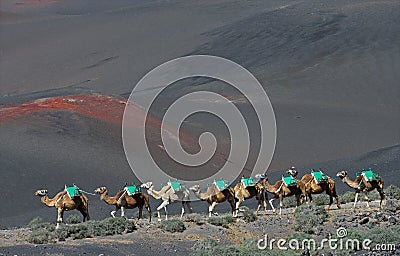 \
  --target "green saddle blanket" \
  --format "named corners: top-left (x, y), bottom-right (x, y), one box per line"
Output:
top-left (311, 170), bottom-right (329, 184)
top-left (214, 178), bottom-right (229, 191)
top-left (65, 185), bottom-right (81, 198)
top-left (282, 175), bottom-right (297, 187)
top-left (241, 177), bottom-right (256, 187)
top-left (356, 168), bottom-right (379, 182)
top-left (168, 179), bottom-right (184, 192)
top-left (125, 184), bottom-right (141, 195)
